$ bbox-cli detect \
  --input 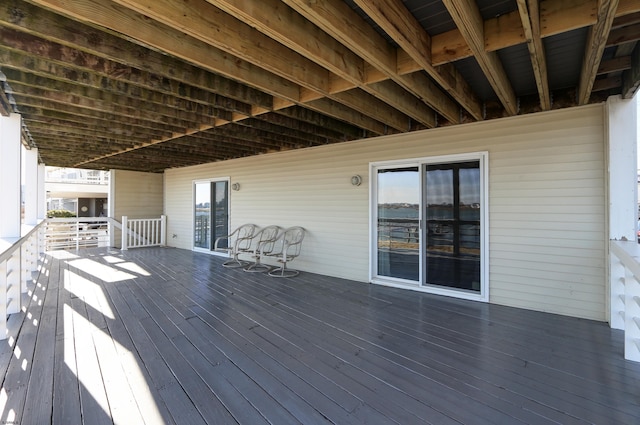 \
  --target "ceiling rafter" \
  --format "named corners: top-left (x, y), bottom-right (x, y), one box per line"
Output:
top-left (441, 0), bottom-right (518, 115)
top-left (109, 0), bottom-right (414, 131)
top-left (1, 0), bottom-right (638, 172)
top-left (578, 0), bottom-right (620, 105)
top-left (517, 0), bottom-right (550, 110)
top-left (349, 0), bottom-right (481, 121)
top-left (209, 0), bottom-right (451, 126)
